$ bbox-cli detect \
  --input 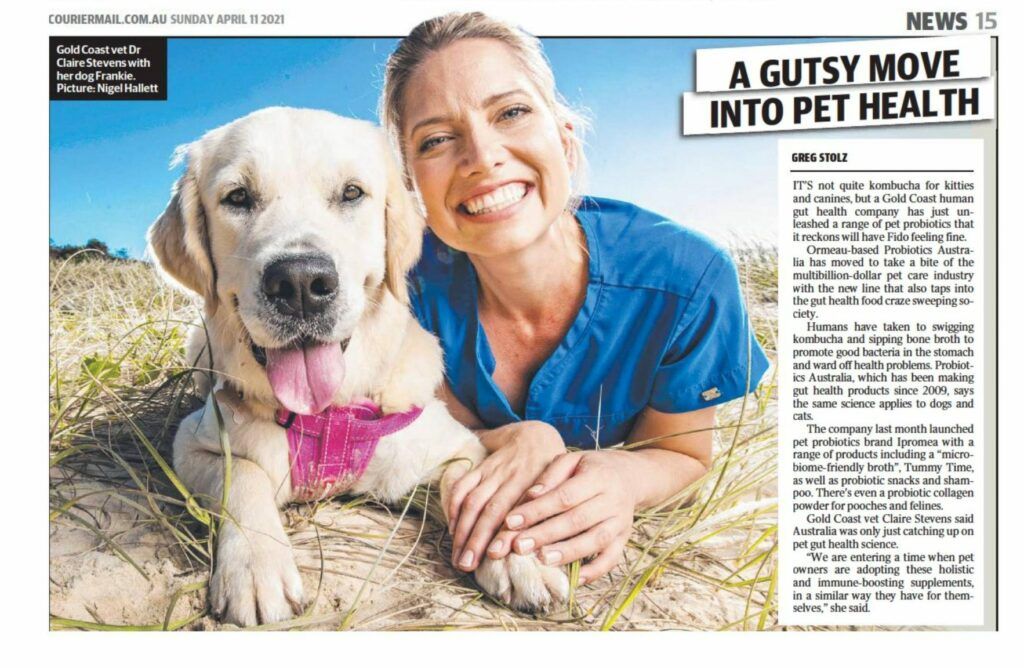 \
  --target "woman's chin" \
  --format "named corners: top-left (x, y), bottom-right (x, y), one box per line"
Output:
top-left (447, 210), bottom-right (555, 258)
top-left (455, 227), bottom-right (541, 259)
